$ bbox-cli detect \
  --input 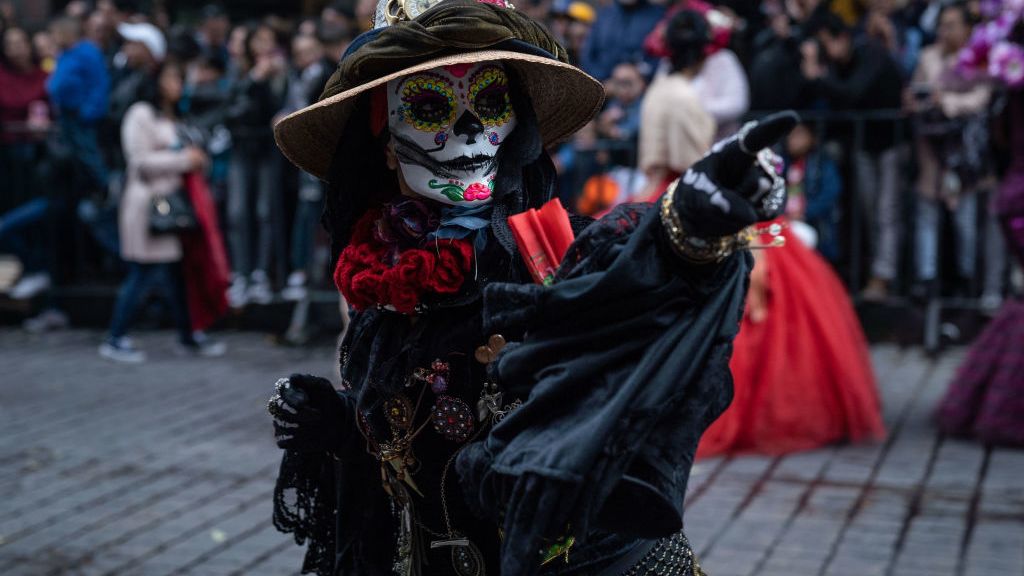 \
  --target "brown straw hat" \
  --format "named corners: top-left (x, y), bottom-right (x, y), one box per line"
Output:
top-left (273, 0), bottom-right (605, 180)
